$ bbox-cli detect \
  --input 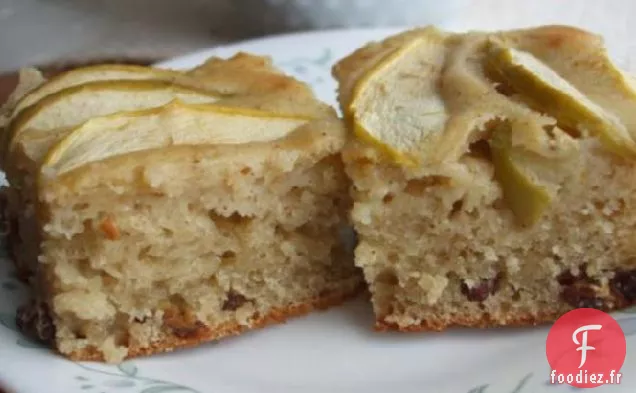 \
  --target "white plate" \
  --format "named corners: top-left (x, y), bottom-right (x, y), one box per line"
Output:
top-left (1, 28), bottom-right (636, 393)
